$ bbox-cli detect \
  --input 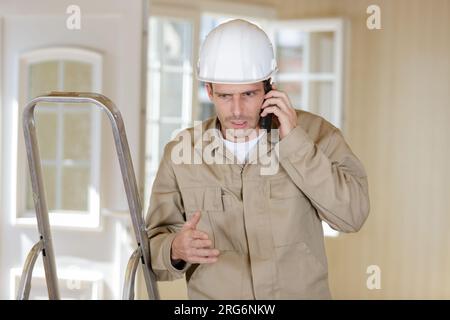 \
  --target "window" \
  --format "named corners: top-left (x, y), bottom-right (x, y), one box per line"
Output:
top-left (17, 48), bottom-right (102, 229)
top-left (144, 16), bottom-right (195, 211)
top-left (271, 19), bottom-right (345, 130)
